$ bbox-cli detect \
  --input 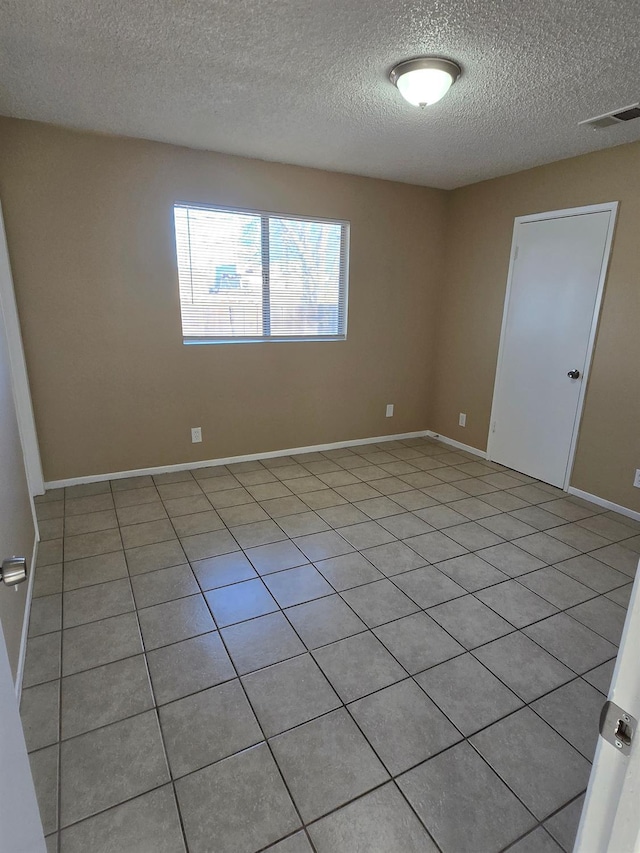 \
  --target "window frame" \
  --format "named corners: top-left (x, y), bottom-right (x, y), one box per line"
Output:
top-left (173, 201), bottom-right (350, 345)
